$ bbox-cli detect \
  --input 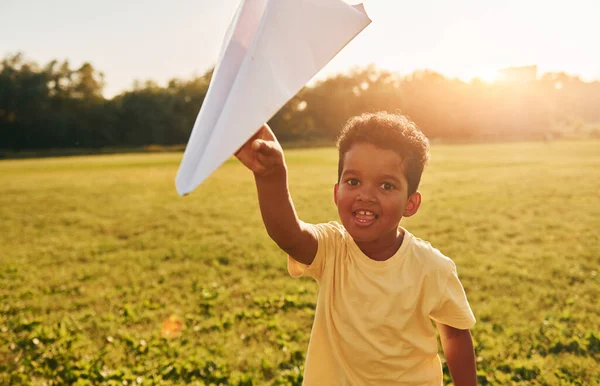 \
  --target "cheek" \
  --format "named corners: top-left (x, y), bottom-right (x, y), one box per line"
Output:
top-left (381, 196), bottom-right (406, 216)
top-left (335, 189), bottom-right (353, 208)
